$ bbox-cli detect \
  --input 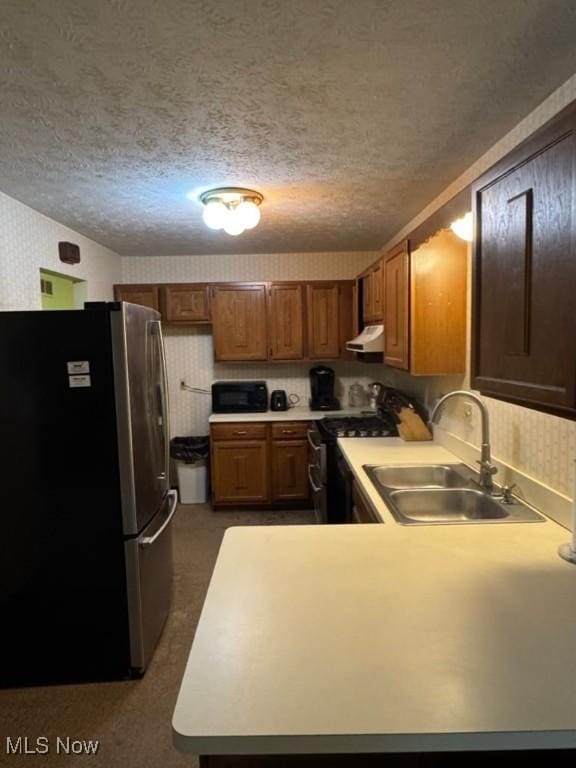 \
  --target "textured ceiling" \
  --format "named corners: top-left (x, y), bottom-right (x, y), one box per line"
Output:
top-left (1, 1), bottom-right (576, 256)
